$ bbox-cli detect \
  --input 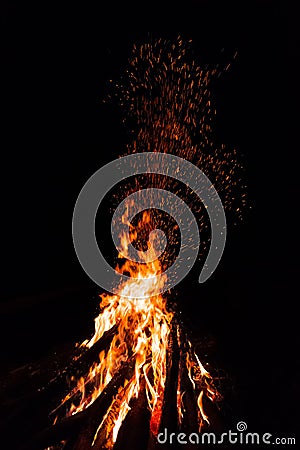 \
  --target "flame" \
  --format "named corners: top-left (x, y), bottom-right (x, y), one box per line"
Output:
top-left (58, 209), bottom-right (220, 447)
top-left (63, 209), bottom-right (173, 447)
top-left (54, 36), bottom-right (244, 448)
